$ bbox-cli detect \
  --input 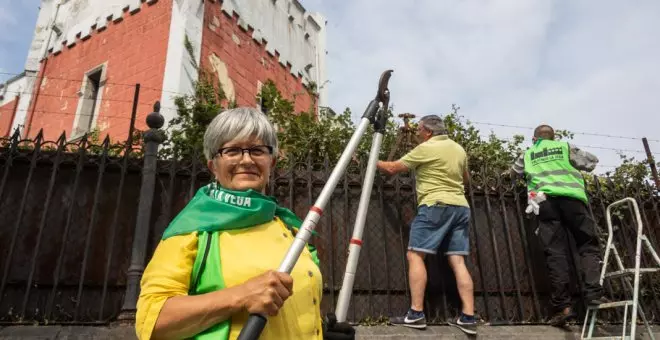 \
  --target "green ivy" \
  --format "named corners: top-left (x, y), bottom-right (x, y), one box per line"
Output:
top-left (258, 79), bottom-right (366, 166)
top-left (159, 69), bottom-right (232, 160)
